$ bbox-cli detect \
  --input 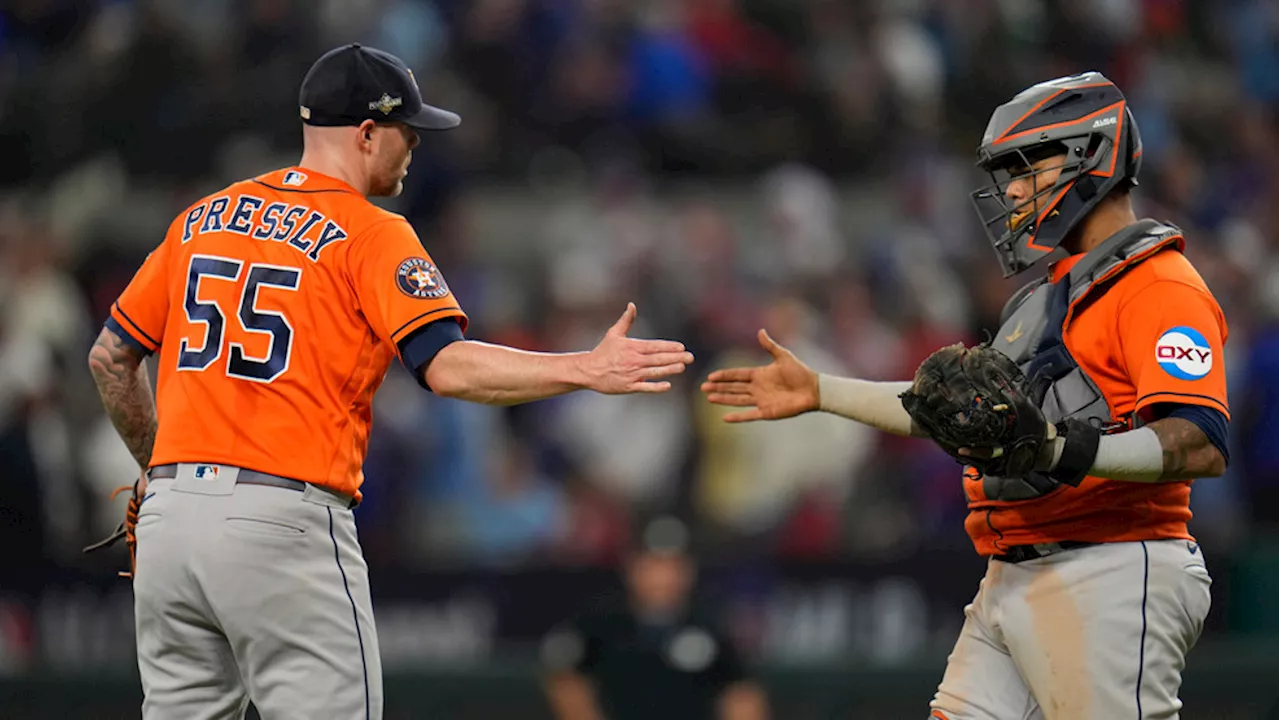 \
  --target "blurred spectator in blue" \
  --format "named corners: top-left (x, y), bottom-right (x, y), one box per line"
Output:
top-left (455, 434), bottom-right (567, 567)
